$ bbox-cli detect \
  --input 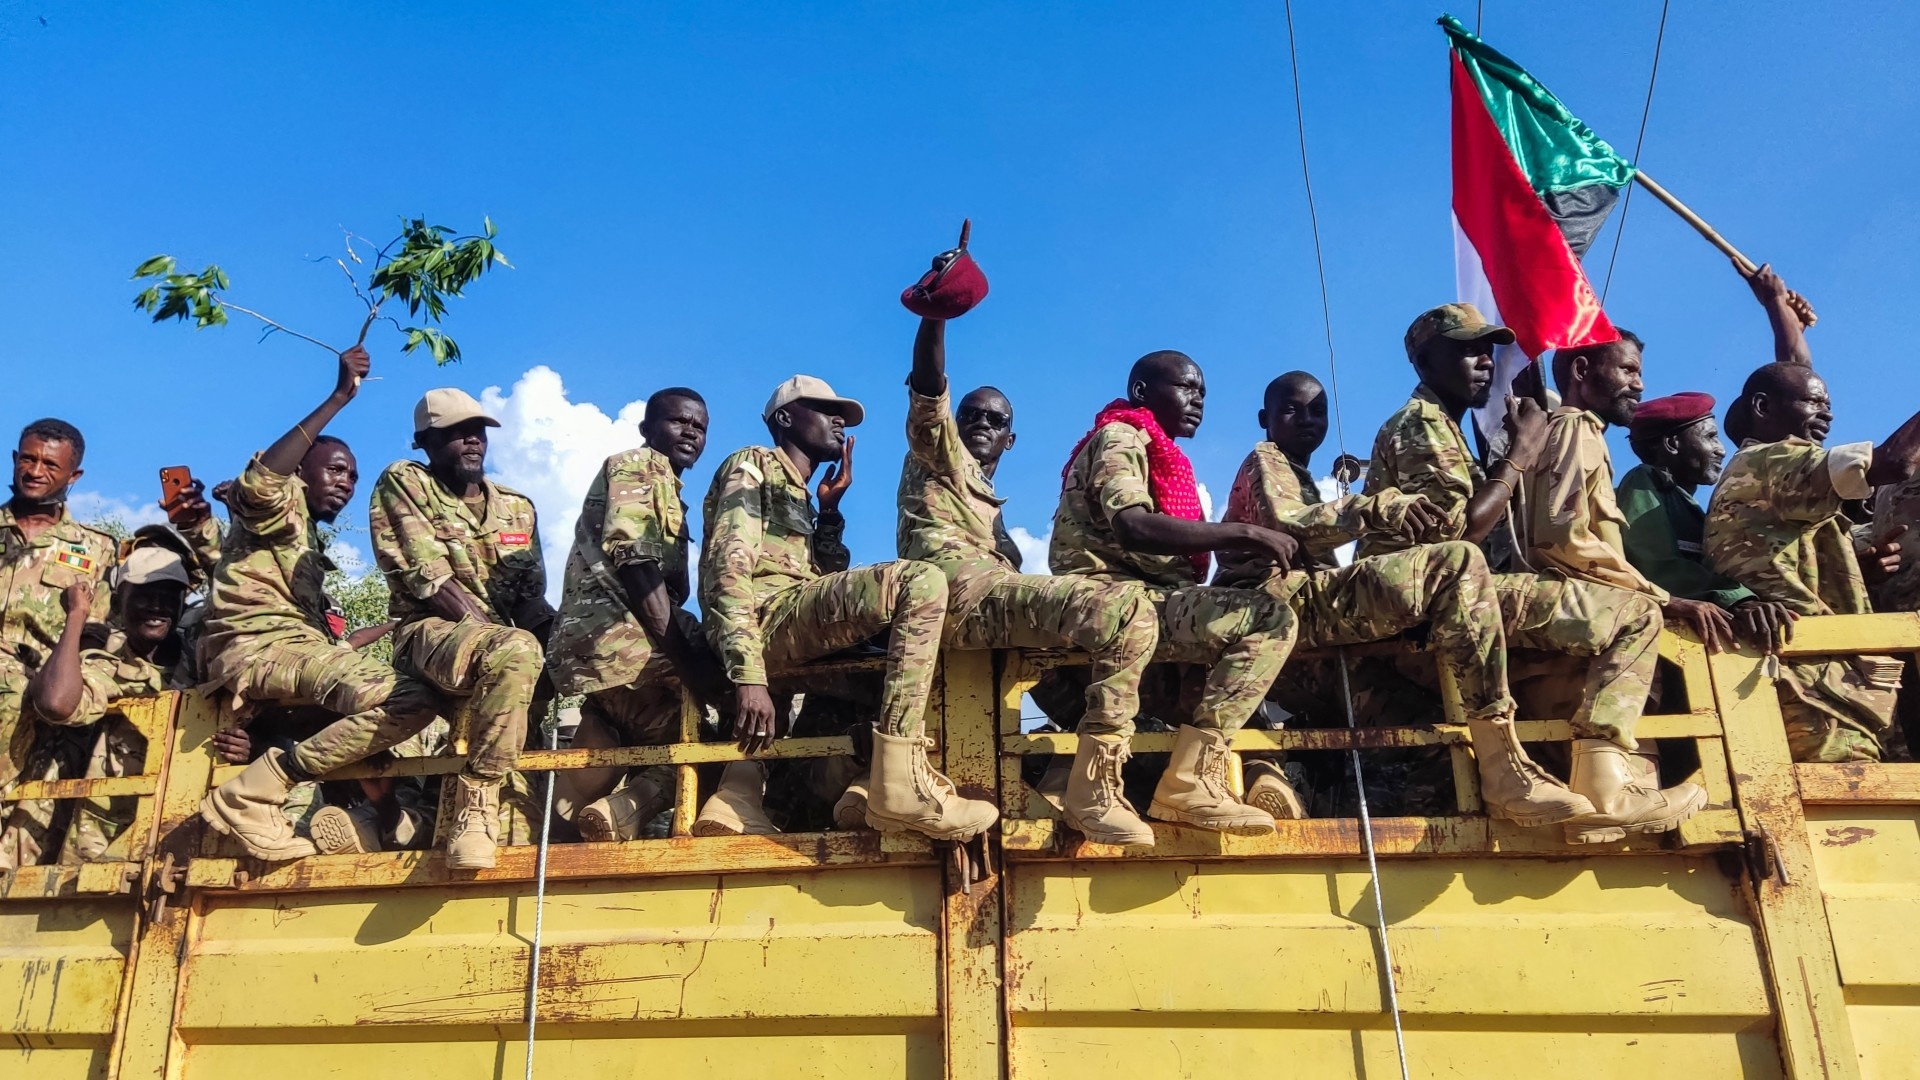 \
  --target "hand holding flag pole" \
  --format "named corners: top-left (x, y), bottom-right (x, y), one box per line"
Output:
top-left (1630, 171), bottom-right (1817, 328)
